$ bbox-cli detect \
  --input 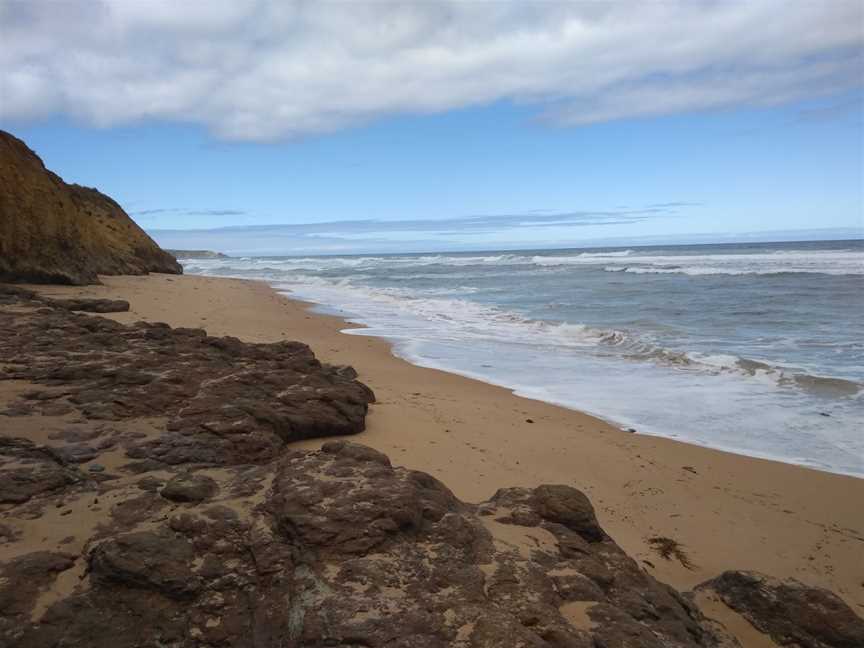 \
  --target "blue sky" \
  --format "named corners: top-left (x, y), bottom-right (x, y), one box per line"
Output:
top-left (2, 1), bottom-right (862, 255)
